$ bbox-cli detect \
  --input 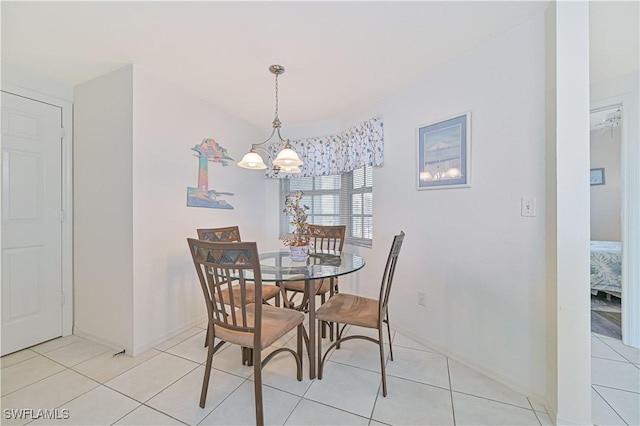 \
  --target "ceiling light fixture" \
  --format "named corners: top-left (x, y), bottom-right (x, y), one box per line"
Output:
top-left (238, 65), bottom-right (303, 174)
